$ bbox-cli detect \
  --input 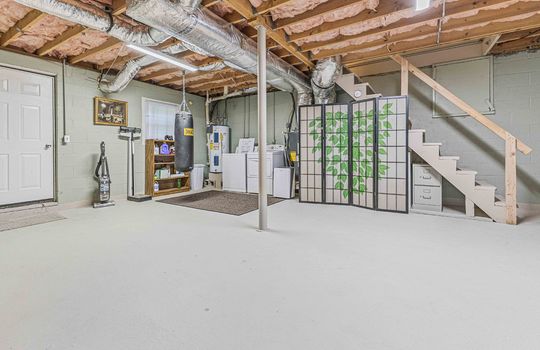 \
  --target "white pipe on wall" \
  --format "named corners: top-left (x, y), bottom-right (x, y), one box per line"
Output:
top-left (257, 25), bottom-right (267, 231)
